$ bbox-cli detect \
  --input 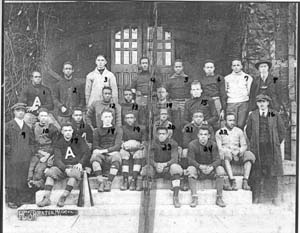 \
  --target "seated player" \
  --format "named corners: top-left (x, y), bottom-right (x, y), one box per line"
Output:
top-left (90, 110), bottom-right (123, 192)
top-left (37, 123), bottom-right (90, 207)
top-left (120, 111), bottom-right (147, 191)
top-left (141, 127), bottom-right (183, 208)
top-left (121, 88), bottom-right (146, 126)
top-left (28, 108), bottom-right (59, 190)
top-left (216, 113), bottom-right (255, 191)
top-left (153, 108), bottom-right (175, 140)
top-left (183, 81), bottom-right (218, 129)
top-left (180, 110), bottom-right (215, 191)
top-left (186, 126), bottom-right (226, 208)
top-left (71, 107), bottom-right (93, 151)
